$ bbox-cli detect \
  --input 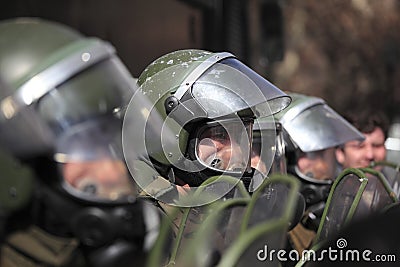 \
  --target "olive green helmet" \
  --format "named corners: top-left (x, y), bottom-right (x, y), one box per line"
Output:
top-left (273, 92), bottom-right (365, 209)
top-left (123, 49), bottom-right (291, 203)
top-left (0, 17), bottom-right (138, 203)
top-left (0, 147), bottom-right (34, 214)
top-left (0, 17), bottom-right (135, 159)
top-left (274, 92), bottom-right (364, 153)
